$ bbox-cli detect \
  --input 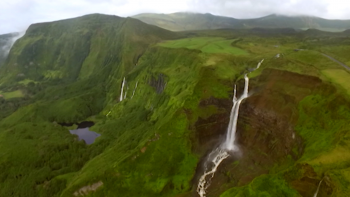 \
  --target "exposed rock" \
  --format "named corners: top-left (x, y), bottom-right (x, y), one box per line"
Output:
top-left (73, 181), bottom-right (103, 196)
top-left (192, 69), bottom-right (333, 196)
top-left (287, 164), bottom-right (333, 197)
top-left (149, 73), bottom-right (166, 94)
